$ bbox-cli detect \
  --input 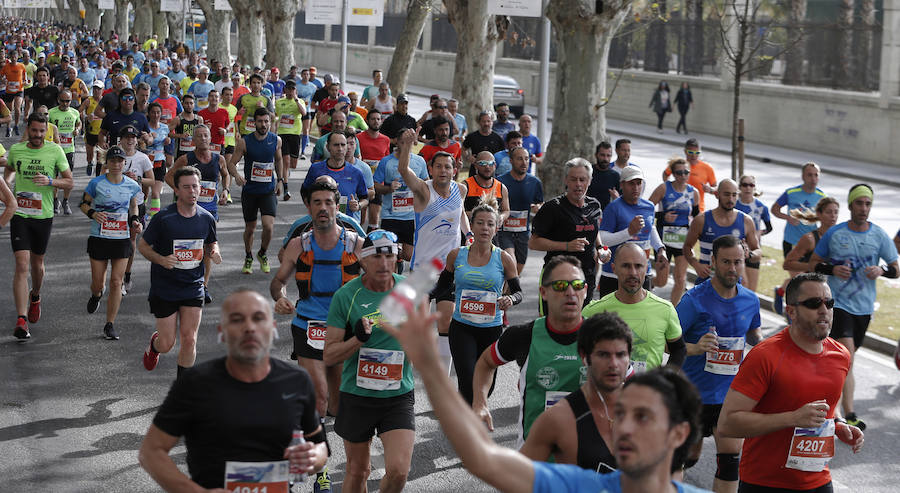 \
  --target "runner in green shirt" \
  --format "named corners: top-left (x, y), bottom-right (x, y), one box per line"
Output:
top-left (6, 113), bottom-right (73, 339)
top-left (274, 81), bottom-right (306, 201)
top-left (582, 243), bottom-right (686, 371)
top-left (323, 230), bottom-right (416, 493)
top-left (48, 90), bottom-right (81, 215)
top-left (235, 74), bottom-right (274, 136)
top-left (219, 86), bottom-right (239, 205)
